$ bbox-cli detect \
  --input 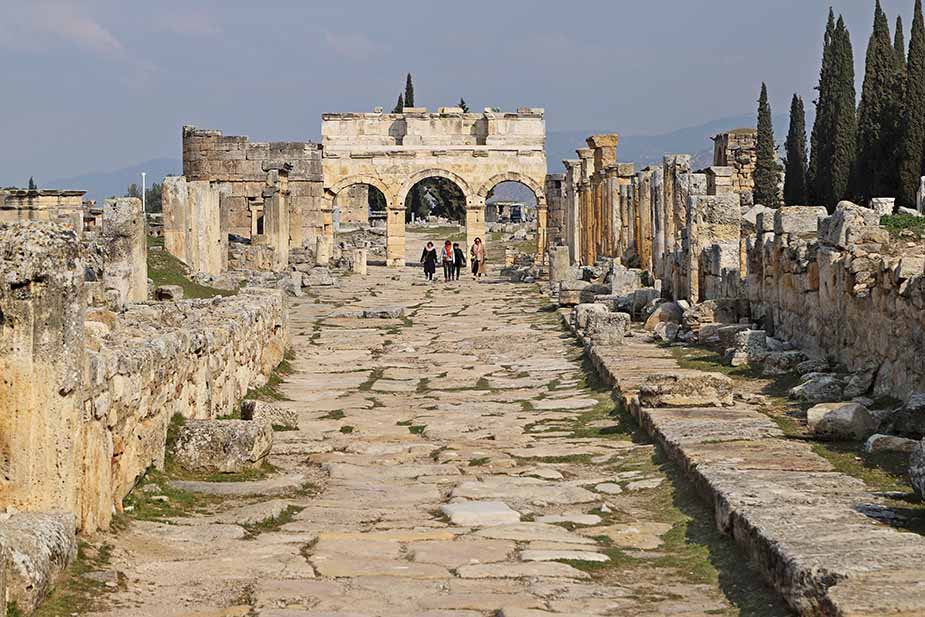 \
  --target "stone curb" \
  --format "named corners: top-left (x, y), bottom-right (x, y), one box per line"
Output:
top-left (562, 310), bottom-right (925, 616)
